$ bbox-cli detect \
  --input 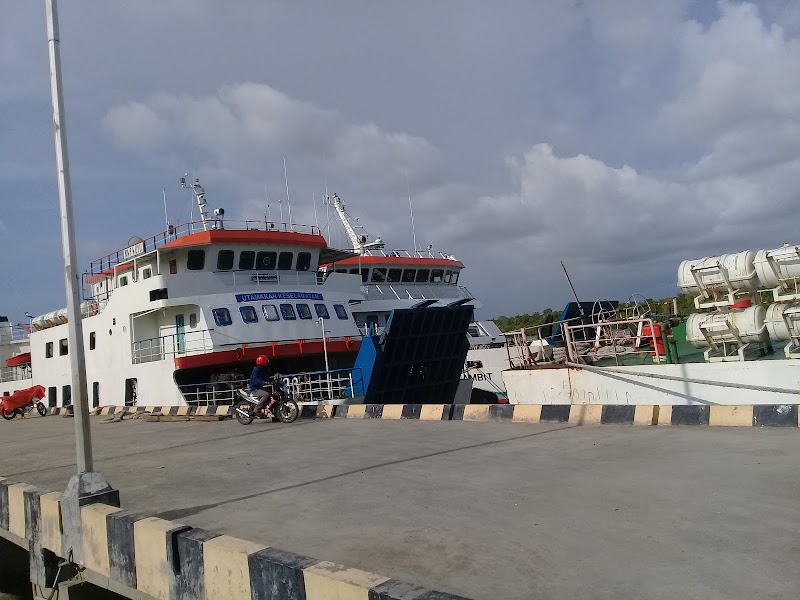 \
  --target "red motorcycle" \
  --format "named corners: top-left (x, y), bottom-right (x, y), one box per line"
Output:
top-left (1, 385), bottom-right (47, 420)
